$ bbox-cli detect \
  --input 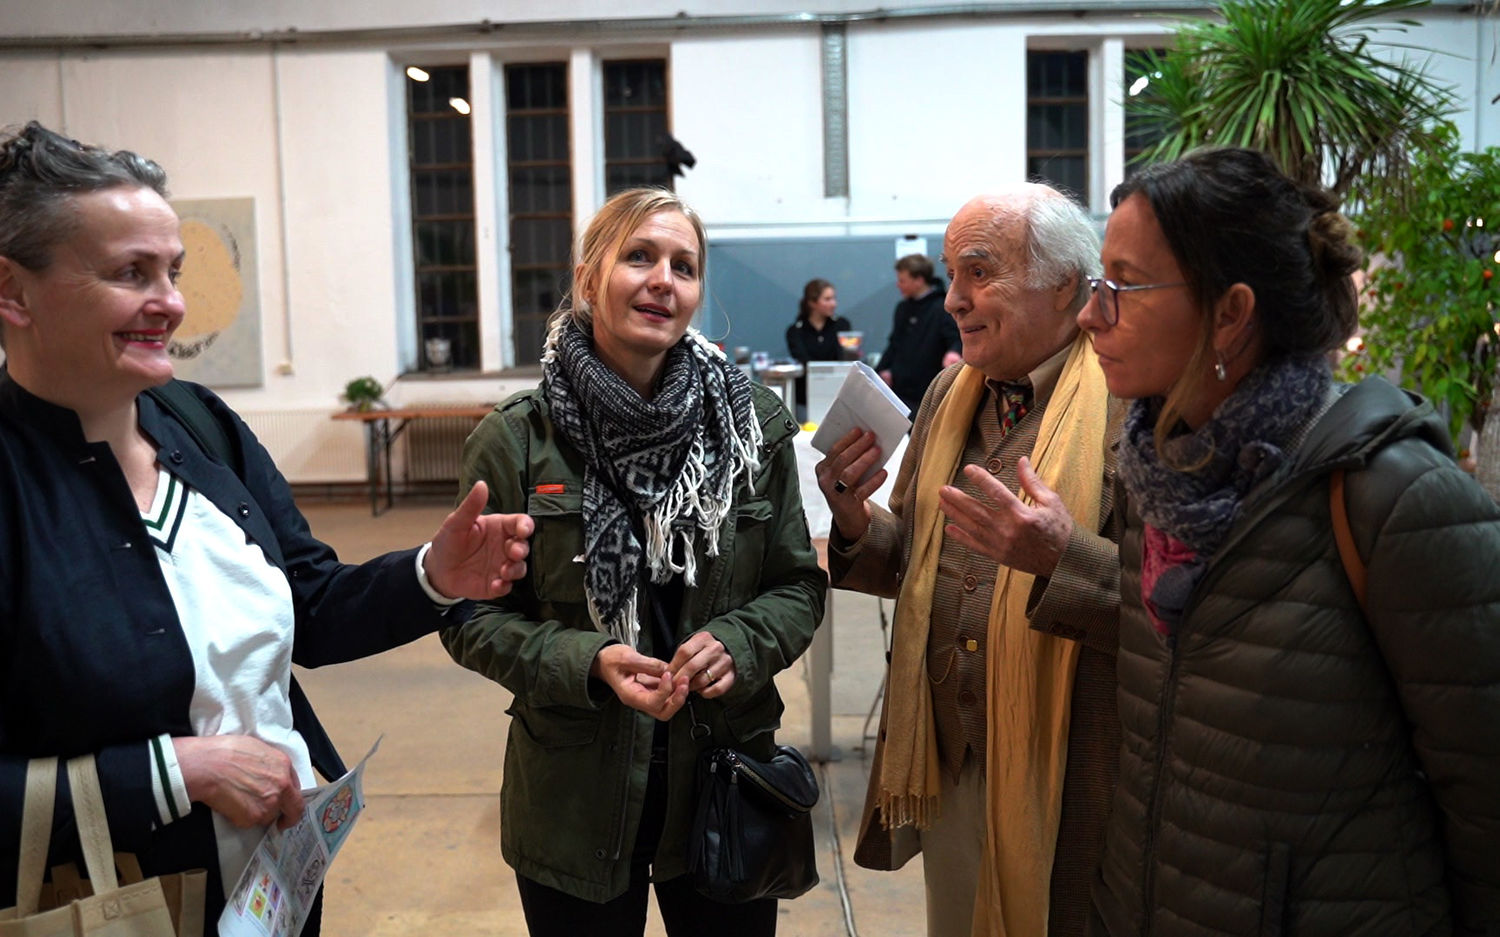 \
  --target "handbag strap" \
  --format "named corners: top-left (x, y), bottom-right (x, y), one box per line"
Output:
top-left (14, 757), bottom-right (58, 915)
top-left (1329, 469), bottom-right (1368, 615)
top-left (65, 756), bottom-right (120, 892)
